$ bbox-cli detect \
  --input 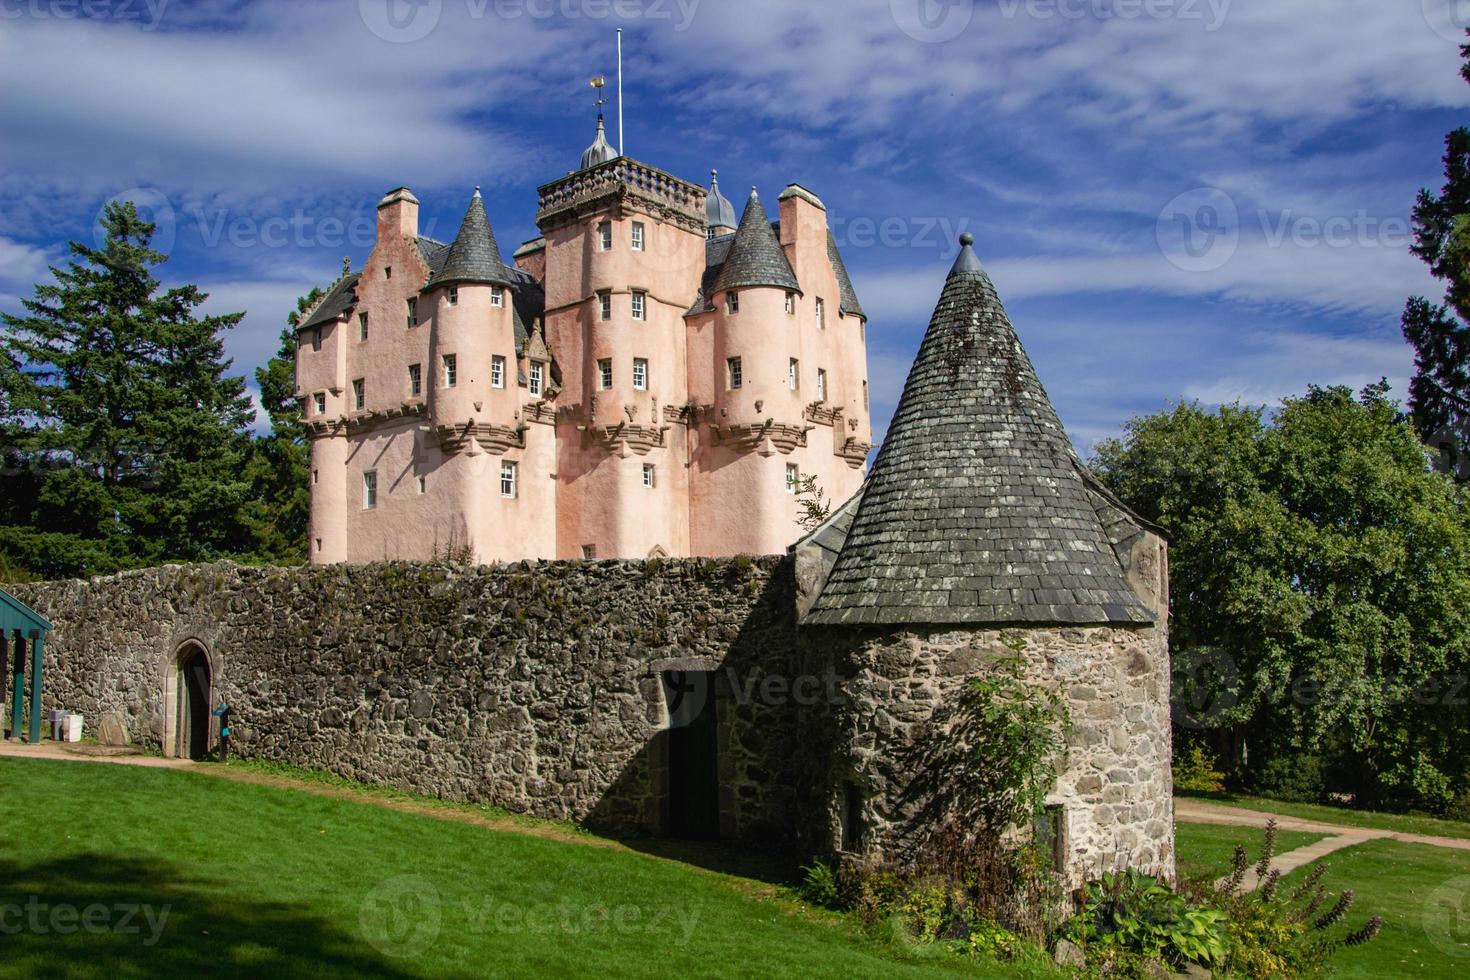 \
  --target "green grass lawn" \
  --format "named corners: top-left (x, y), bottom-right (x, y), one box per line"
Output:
top-left (1173, 821), bottom-right (1328, 882)
top-left (0, 758), bottom-right (1032, 979)
top-left (1180, 791), bottom-right (1470, 840)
